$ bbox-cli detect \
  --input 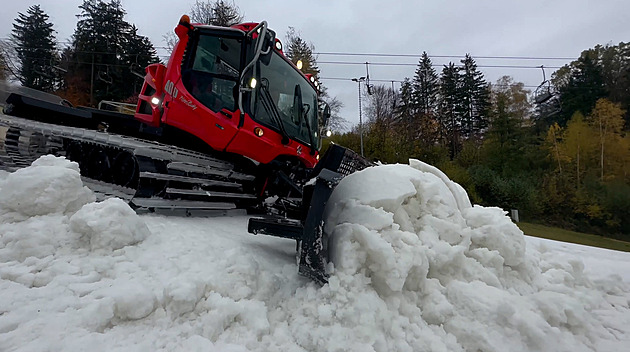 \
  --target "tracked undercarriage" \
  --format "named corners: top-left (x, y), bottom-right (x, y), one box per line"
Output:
top-left (0, 112), bottom-right (258, 216)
